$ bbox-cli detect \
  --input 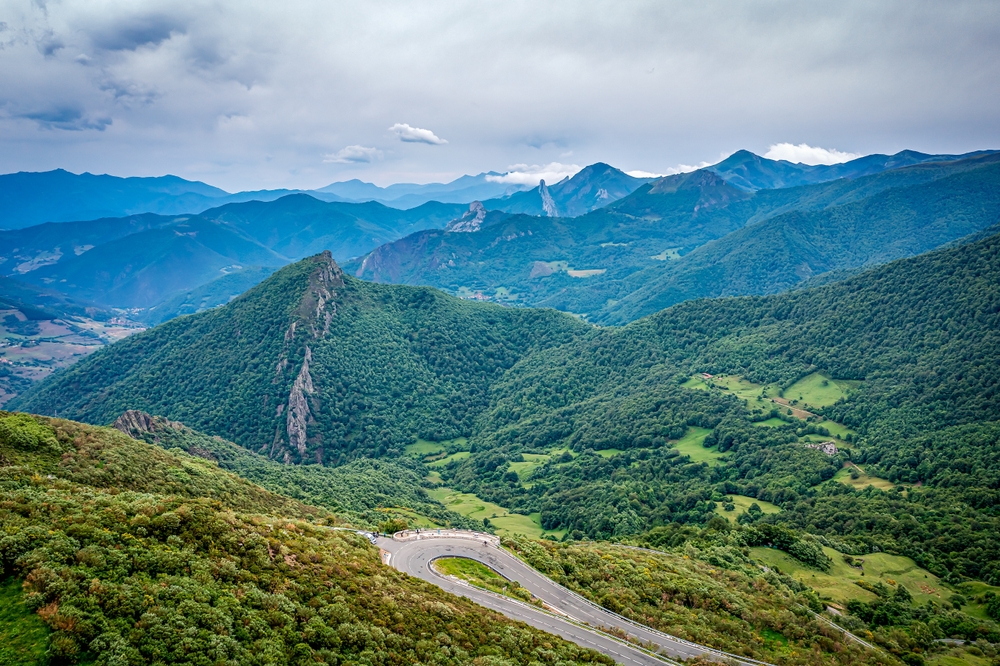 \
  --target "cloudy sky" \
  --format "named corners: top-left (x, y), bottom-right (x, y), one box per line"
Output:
top-left (1, 0), bottom-right (998, 191)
